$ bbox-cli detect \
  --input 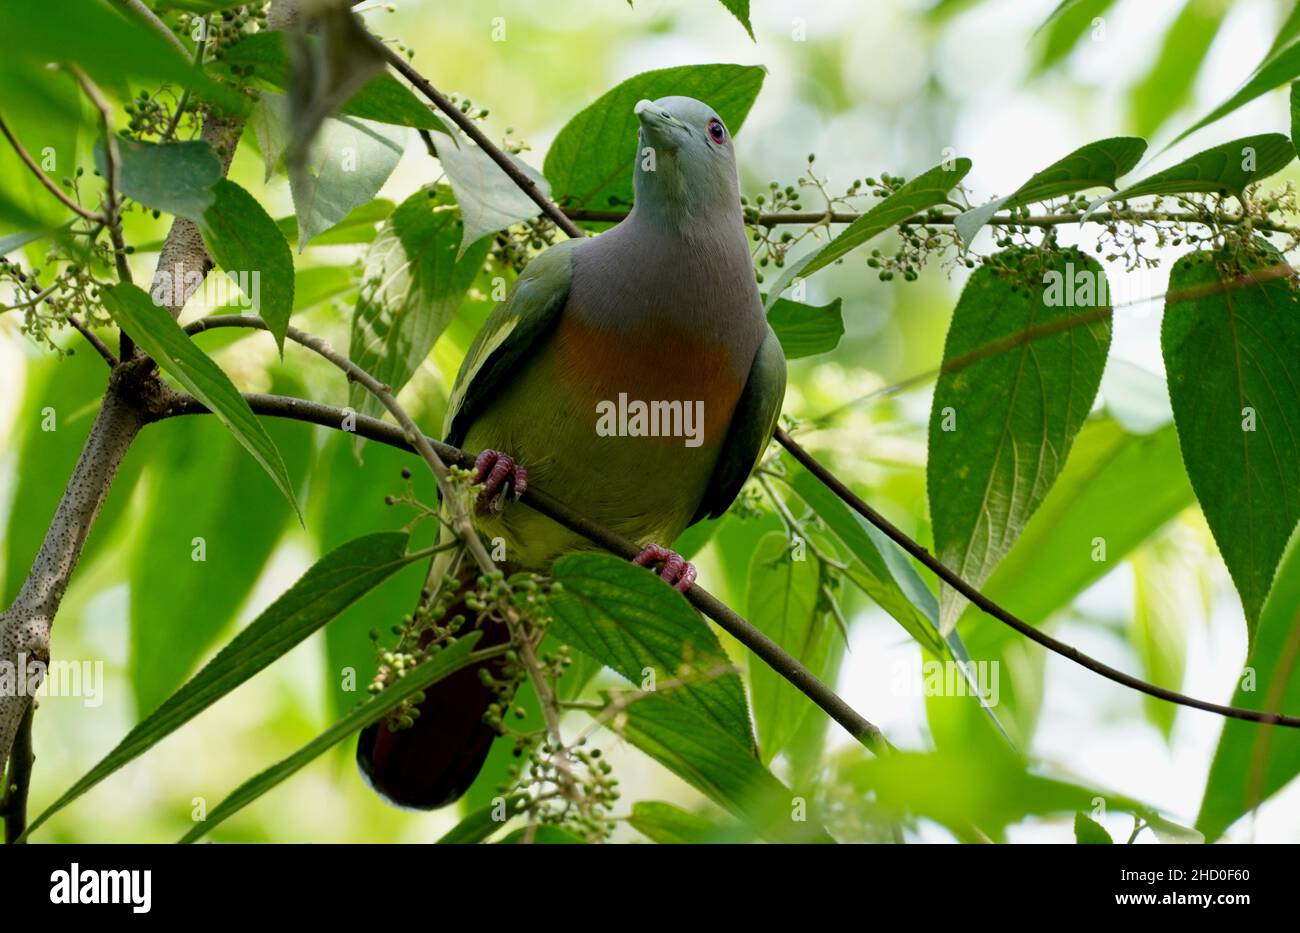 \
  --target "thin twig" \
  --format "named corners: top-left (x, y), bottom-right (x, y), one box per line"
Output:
top-left (116, 0), bottom-right (191, 58)
top-left (375, 44), bottom-right (585, 239)
top-left (67, 315), bottom-right (119, 367)
top-left (775, 426), bottom-right (1300, 730)
top-left (0, 113), bottom-right (106, 224)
